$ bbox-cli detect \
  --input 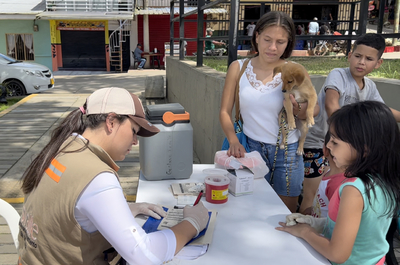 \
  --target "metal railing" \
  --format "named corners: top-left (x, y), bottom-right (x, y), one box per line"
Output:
top-left (46, 0), bottom-right (135, 12)
top-left (170, 0), bottom-right (400, 68)
top-left (109, 19), bottom-right (131, 72)
top-left (137, 0), bottom-right (176, 8)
